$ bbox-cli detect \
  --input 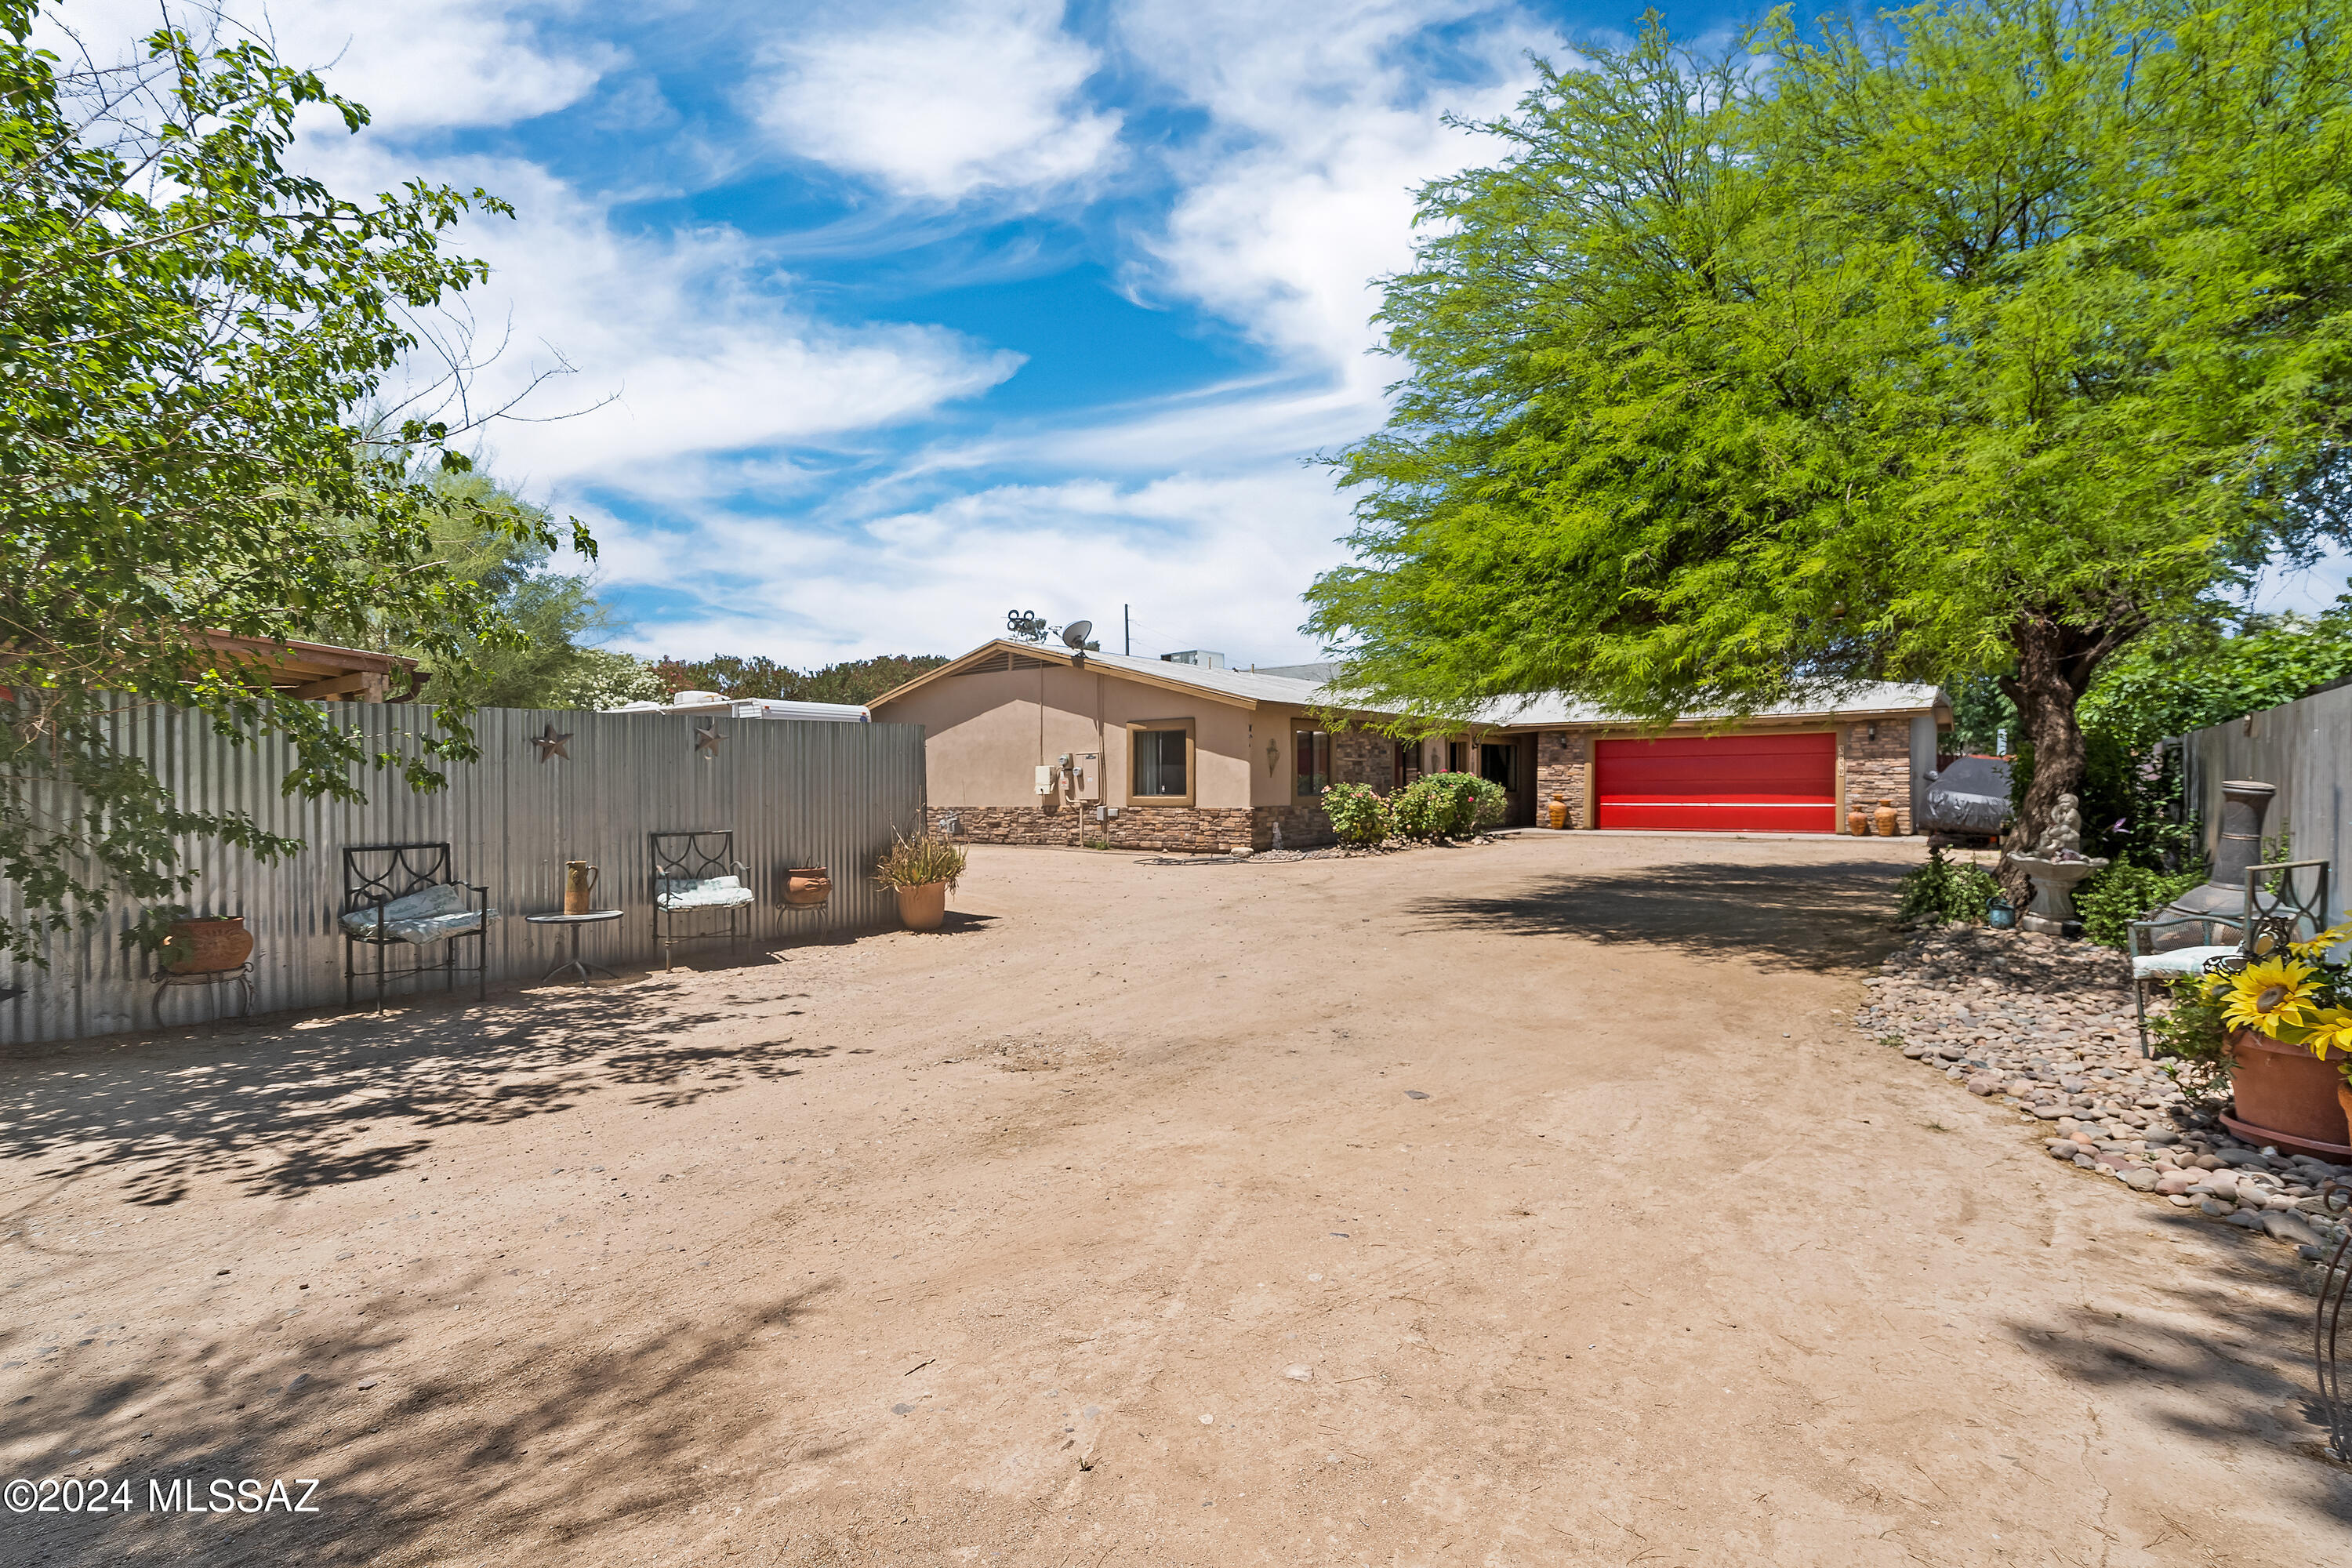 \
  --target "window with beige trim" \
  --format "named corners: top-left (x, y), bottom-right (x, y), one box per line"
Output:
top-left (1128, 719), bottom-right (1194, 805)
